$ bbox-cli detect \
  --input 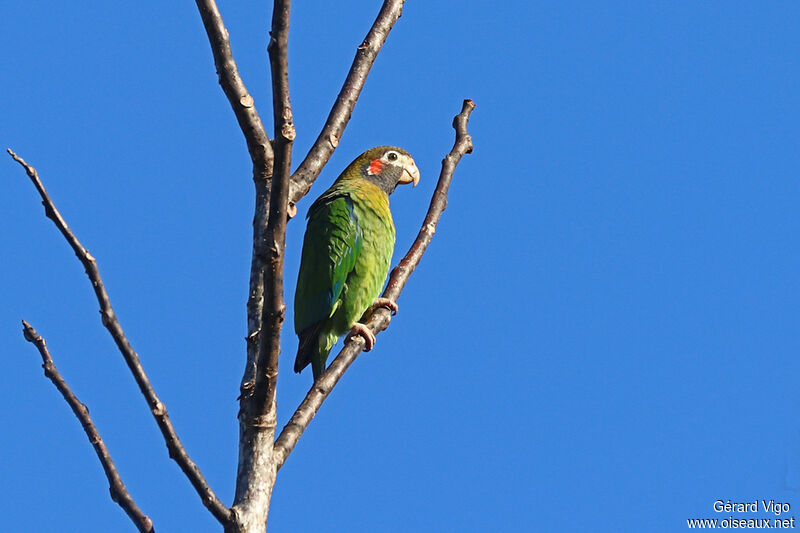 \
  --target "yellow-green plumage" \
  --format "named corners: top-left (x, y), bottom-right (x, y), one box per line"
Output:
top-left (294, 146), bottom-right (419, 379)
